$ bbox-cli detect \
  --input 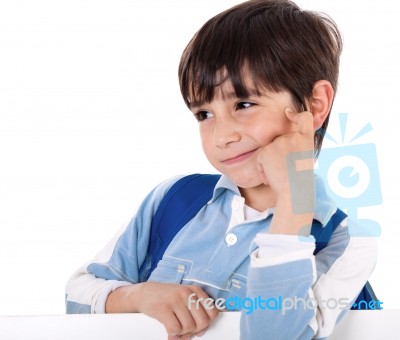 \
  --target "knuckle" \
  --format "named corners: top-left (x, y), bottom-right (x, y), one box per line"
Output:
top-left (196, 317), bottom-right (211, 330)
top-left (191, 287), bottom-right (208, 300)
top-left (179, 286), bottom-right (194, 297)
top-left (181, 319), bottom-right (196, 333)
top-left (191, 285), bottom-right (204, 294)
top-left (195, 329), bottom-right (207, 337)
top-left (208, 307), bottom-right (220, 319)
top-left (166, 323), bottom-right (182, 336)
top-left (258, 148), bottom-right (270, 162)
